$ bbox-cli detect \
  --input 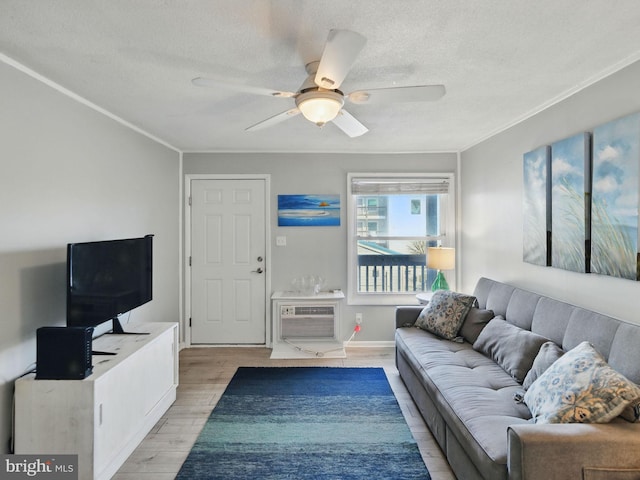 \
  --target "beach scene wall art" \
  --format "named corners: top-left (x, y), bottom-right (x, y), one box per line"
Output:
top-left (591, 112), bottom-right (640, 280)
top-left (523, 145), bottom-right (551, 266)
top-left (551, 132), bottom-right (591, 273)
top-left (524, 111), bottom-right (640, 282)
top-left (277, 194), bottom-right (341, 226)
